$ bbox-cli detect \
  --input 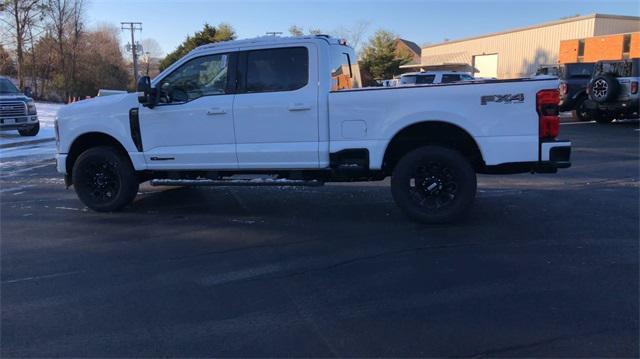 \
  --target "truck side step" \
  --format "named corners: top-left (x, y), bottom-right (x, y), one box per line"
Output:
top-left (150, 178), bottom-right (324, 187)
